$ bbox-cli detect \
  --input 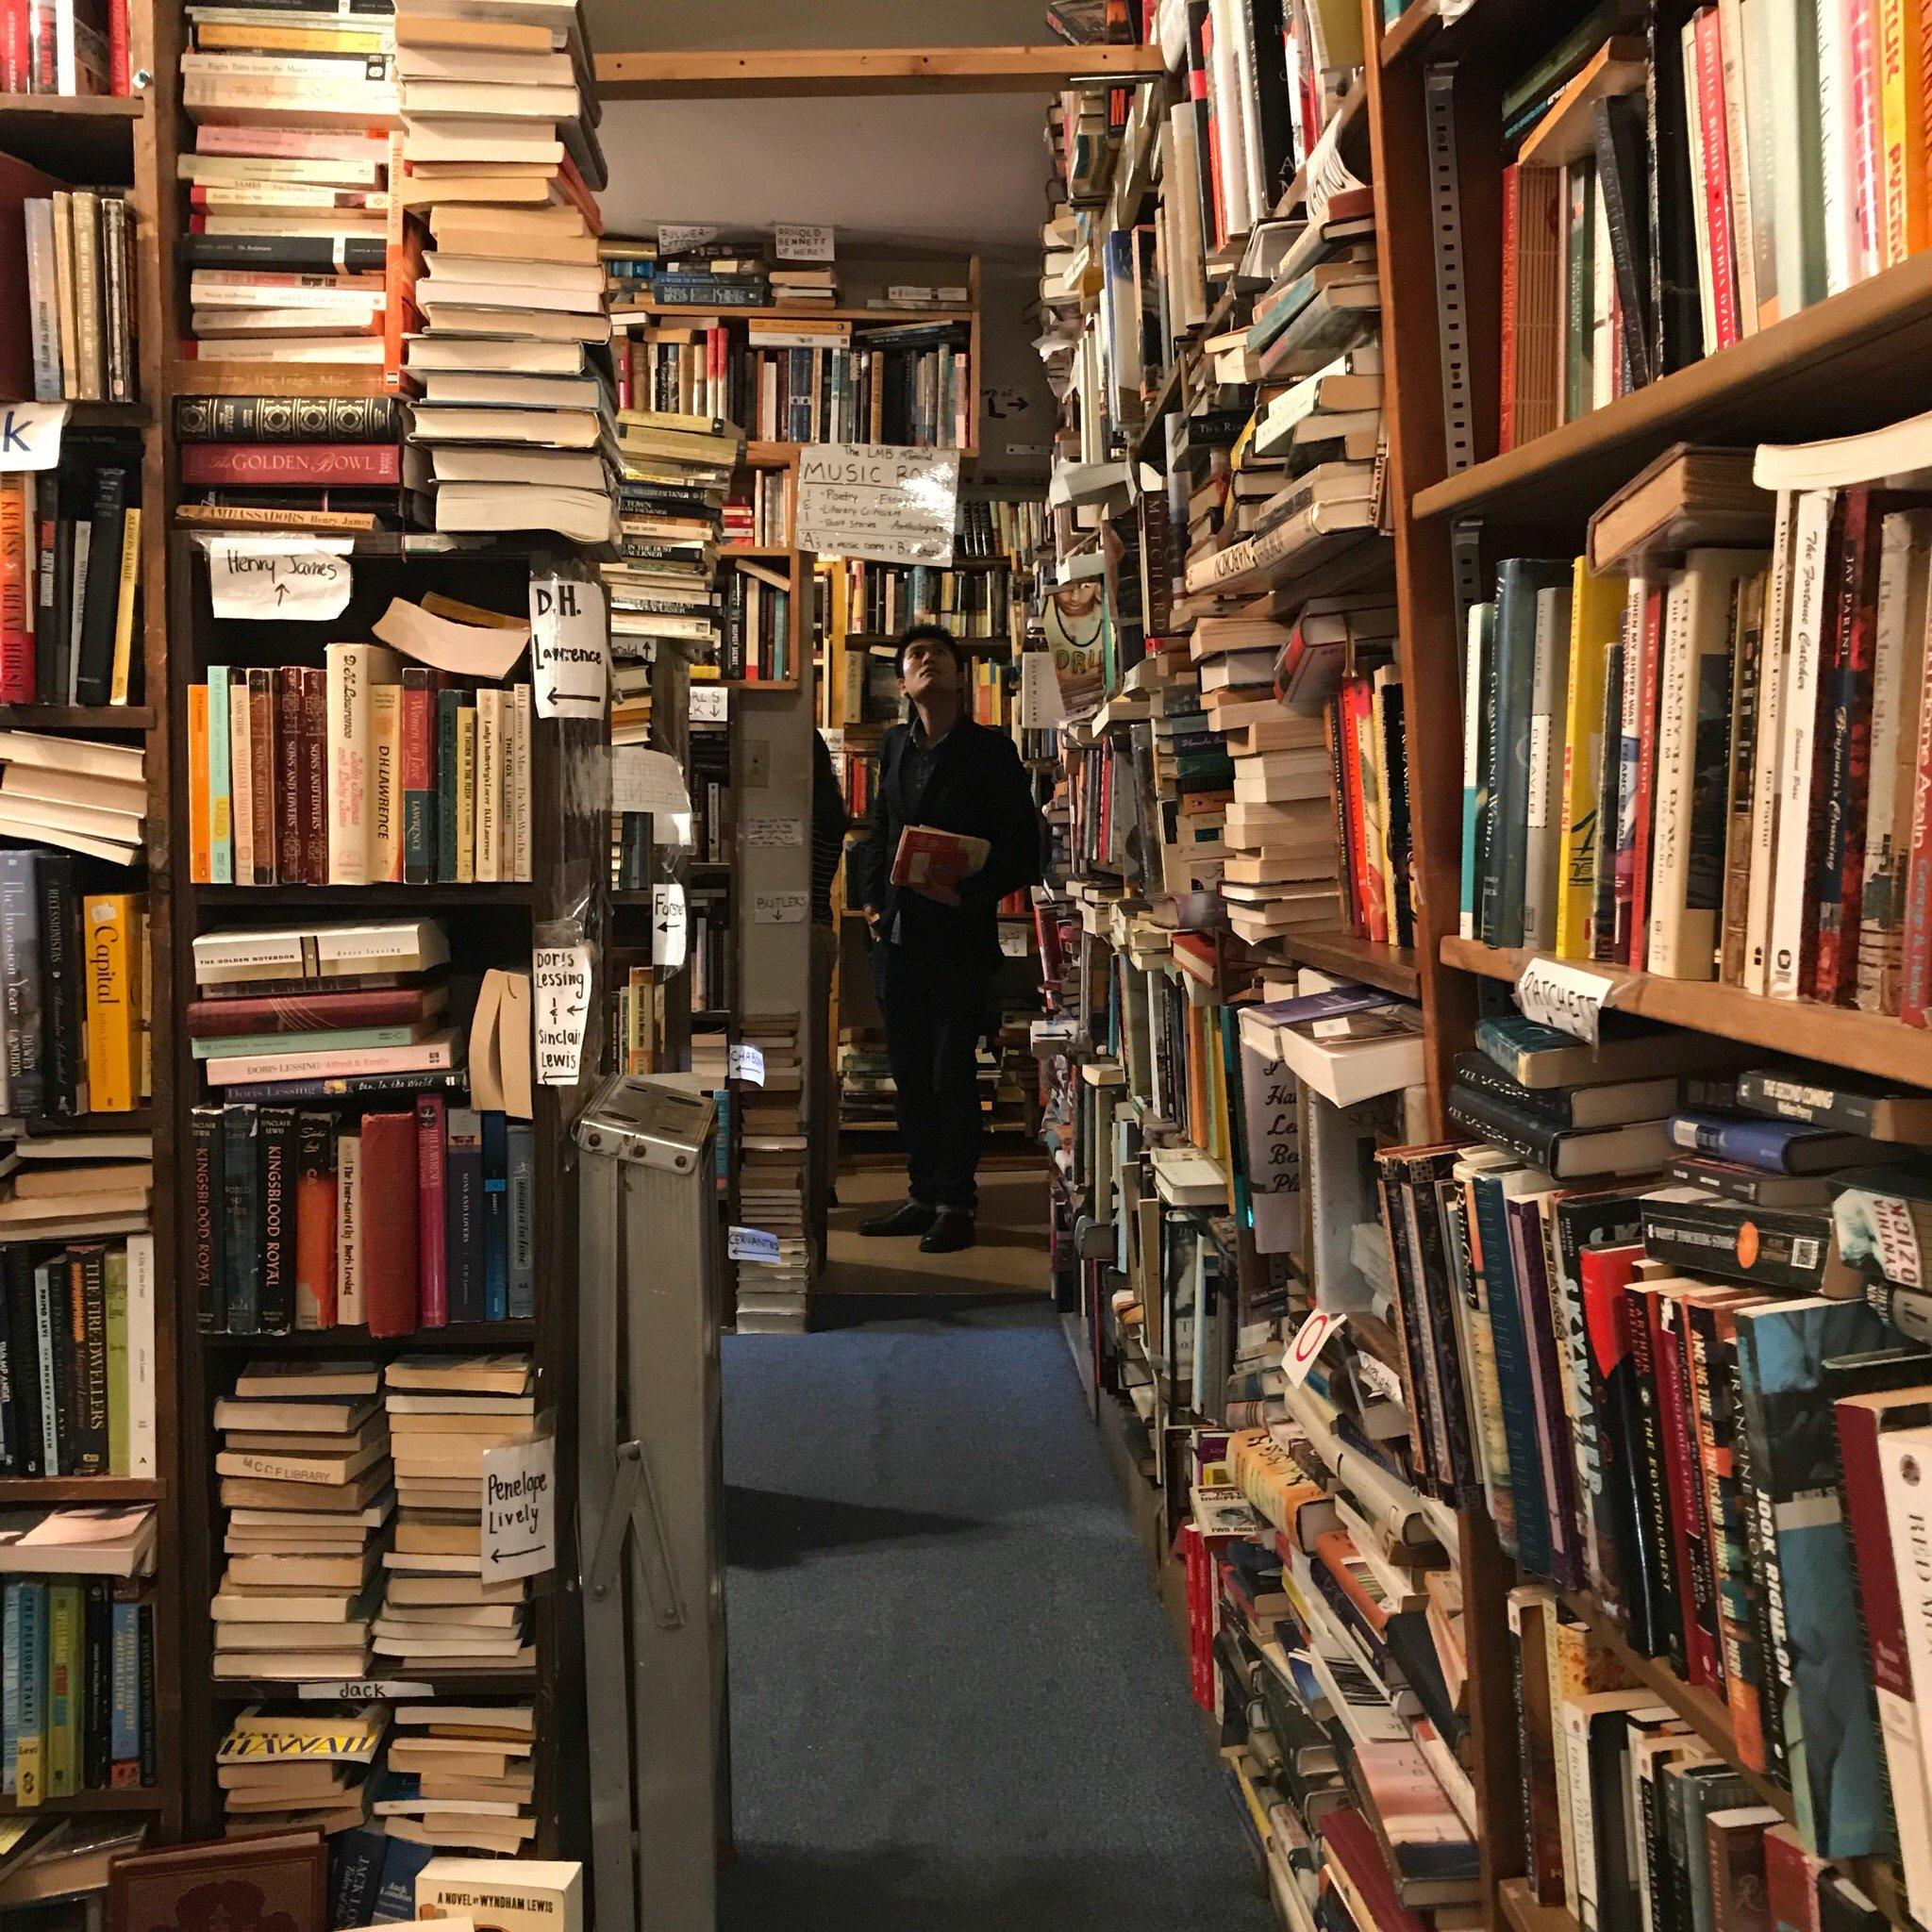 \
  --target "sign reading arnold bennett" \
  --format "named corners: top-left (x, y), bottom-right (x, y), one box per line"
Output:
top-left (796, 442), bottom-right (961, 567)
